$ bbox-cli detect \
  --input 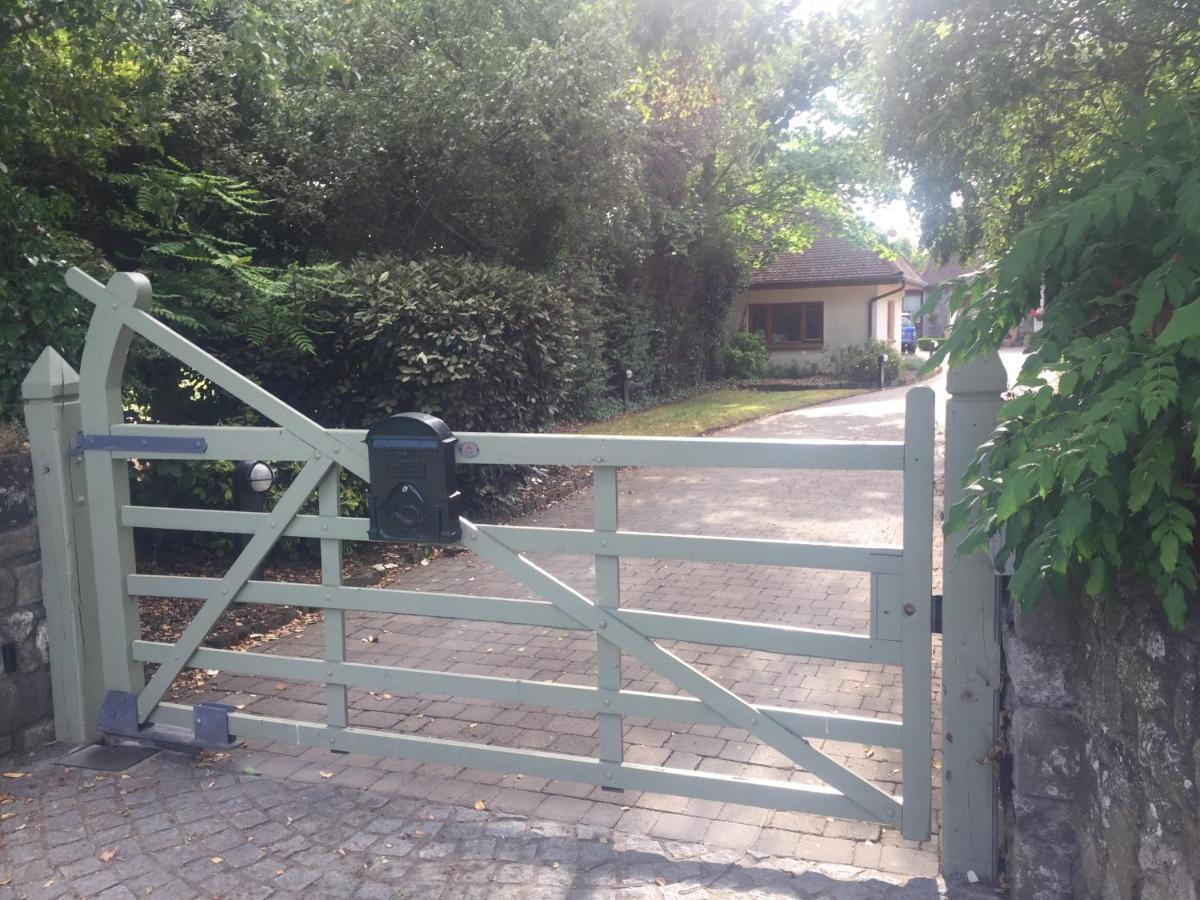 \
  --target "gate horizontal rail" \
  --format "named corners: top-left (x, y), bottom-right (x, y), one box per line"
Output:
top-left (120, 506), bottom-right (904, 573)
top-left (146, 700), bottom-right (883, 821)
top-left (126, 574), bottom-right (903, 665)
top-left (55, 267), bottom-right (934, 841)
top-left (105, 422), bottom-right (905, 470)
top-left (132, 641), bottom-right (902, 746)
